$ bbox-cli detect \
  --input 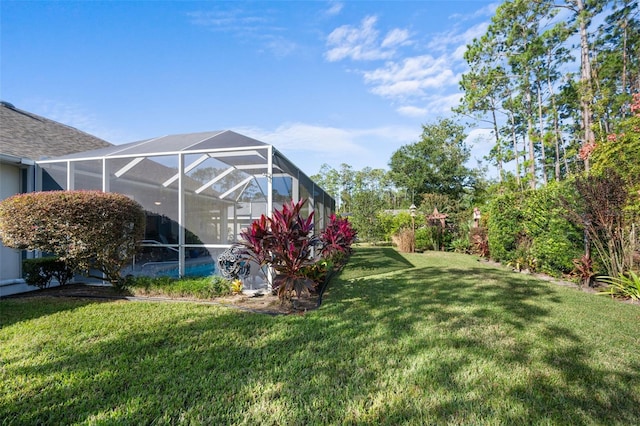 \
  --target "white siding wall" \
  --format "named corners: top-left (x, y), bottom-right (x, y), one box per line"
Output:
top-left (0, 162), bottom-right (23, 289)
